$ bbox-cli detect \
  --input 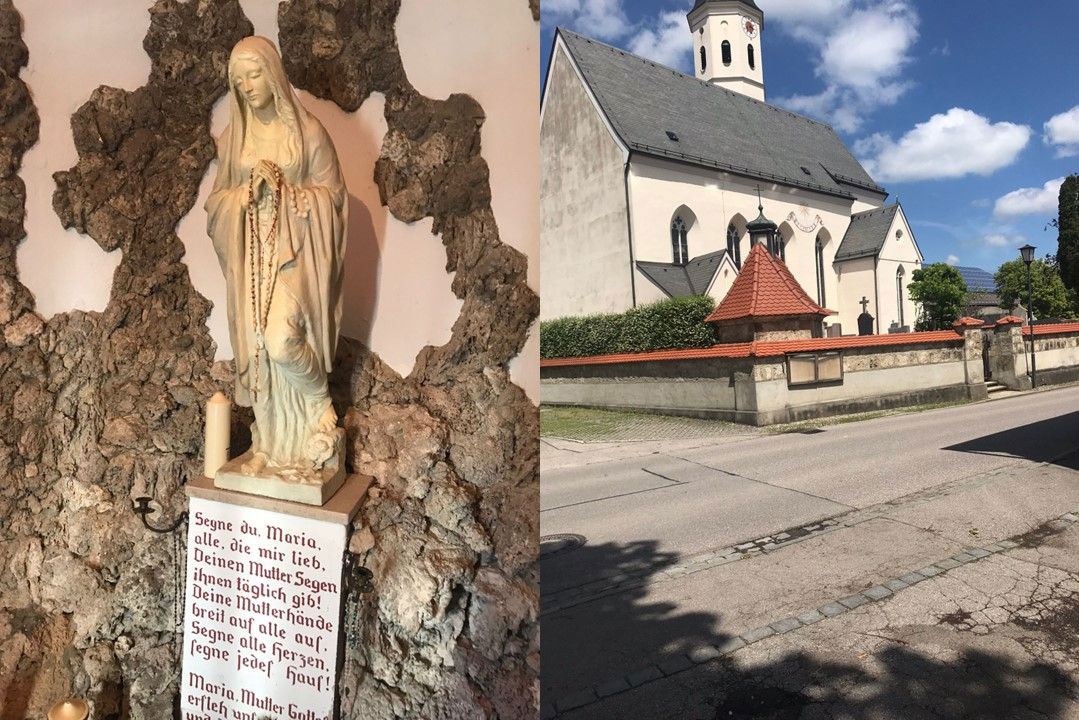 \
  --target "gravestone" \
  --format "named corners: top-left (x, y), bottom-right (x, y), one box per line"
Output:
top-left (179, 474), bottom-right (370, 720)
top-left (857, 297), bottom-right (874, 336)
